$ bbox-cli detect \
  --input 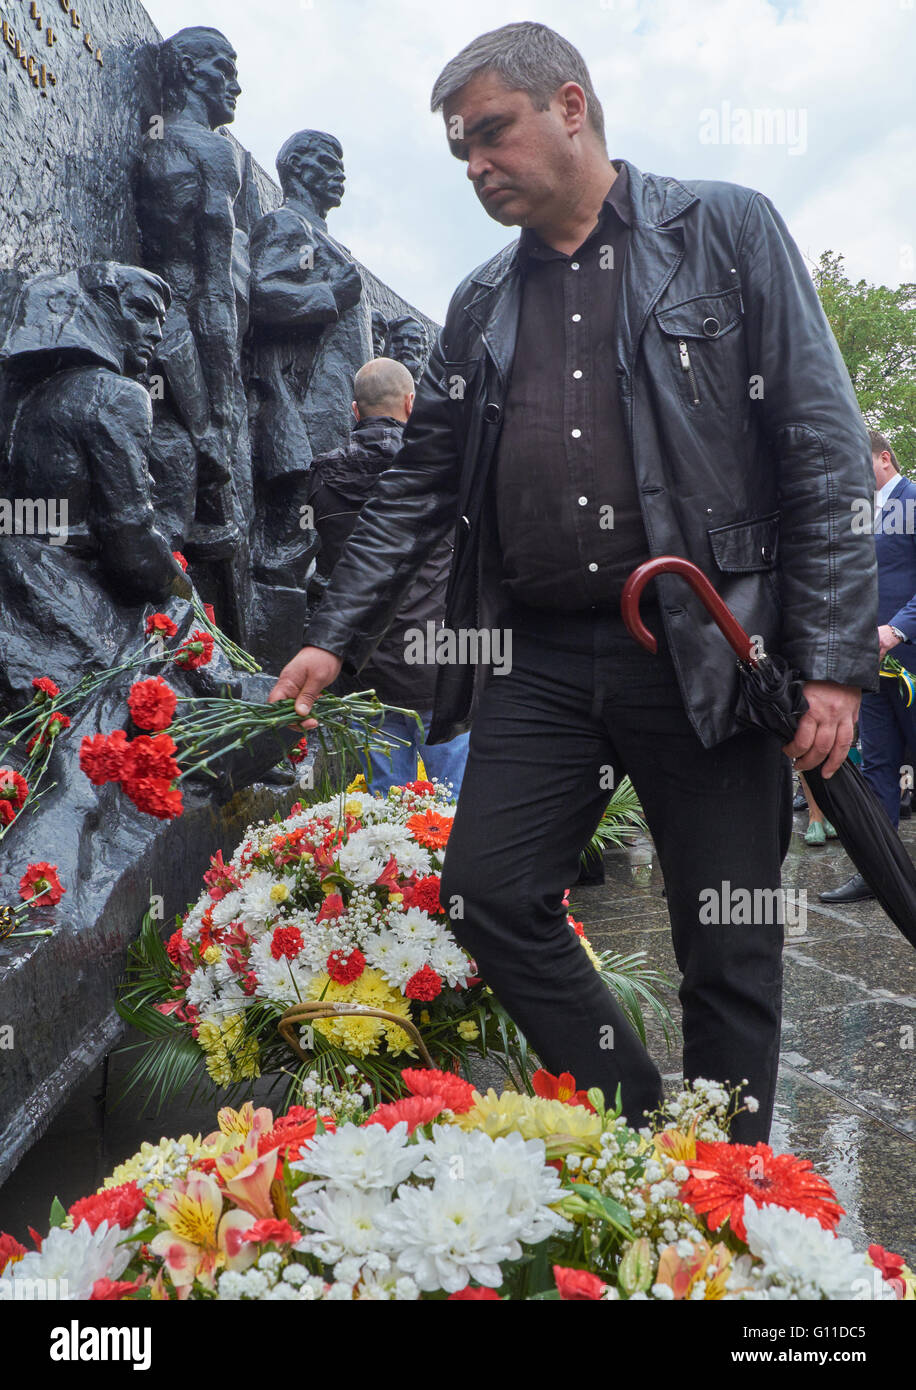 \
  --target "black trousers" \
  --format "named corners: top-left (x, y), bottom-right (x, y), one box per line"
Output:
top-left (441, 599), bottom-right (792, 1144)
